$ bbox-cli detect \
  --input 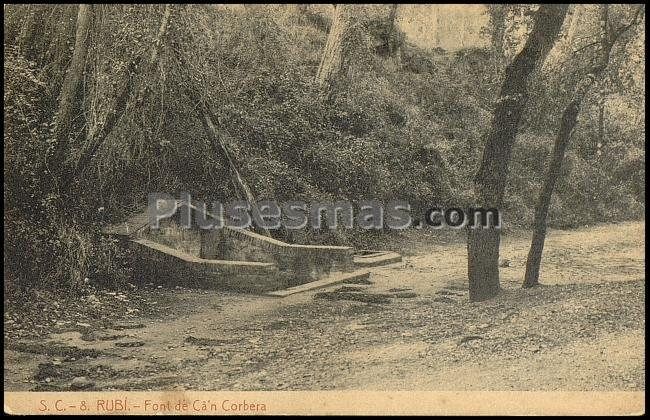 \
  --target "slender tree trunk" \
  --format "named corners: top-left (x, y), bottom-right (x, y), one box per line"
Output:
top-left (149, 4), bottom-right (171, 65)
top-left (523, 99), bottom-right (581, 287)
top-left (522, 4), bottom-right (642, 288)
top-left (50, 4), bottom-right (92, 185)
top-left (459, 20), bottom-right (467, 49)
top-left (135, 4), bottom-right (172, 106)
top-left (467, 4), bottom-right (568, 302)
top-left (14, 5), bottom-right (53, 63)
top-left (199, 104), bottom-right (271, 237)
top-left (315, 4), bottom-right (350, 99)
top-left (597, 99), bottom-right (605, 146)
top-left (17, 5), bottom-right (38, 55)
top-left (564, 5), bottom-right (582, 47)
top-left (62, 5), bottom-right (172, 194)
top-left (433, 9), bottom-right (442, 48)
top-left (384, 4), bottom-right (399, 56)
top-left (595, 4), bottom-right (609, 150)
top-left (168, 9), bottom-right (271, 237)
top-left (492, 8), bottom-right (507, 59)
top-left (63, 62), bottom-right (137, 193)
